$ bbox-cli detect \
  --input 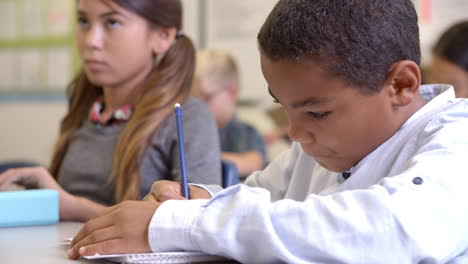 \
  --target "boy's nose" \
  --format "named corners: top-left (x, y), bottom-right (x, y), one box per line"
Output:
top-left (287, 119), bottom-right (314, 144)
